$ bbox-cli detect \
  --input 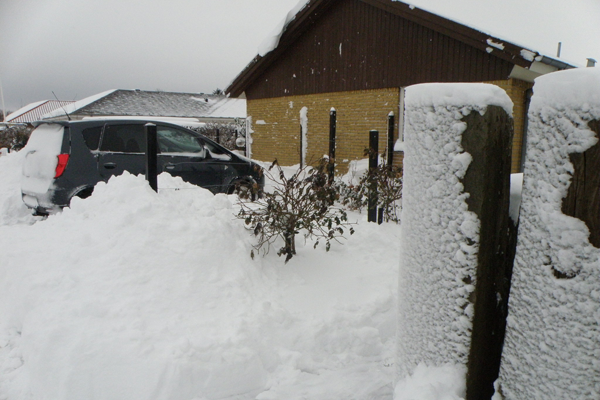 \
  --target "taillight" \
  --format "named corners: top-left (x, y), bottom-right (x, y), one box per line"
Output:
top-left (54, 154), bottom-right (70, 178)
